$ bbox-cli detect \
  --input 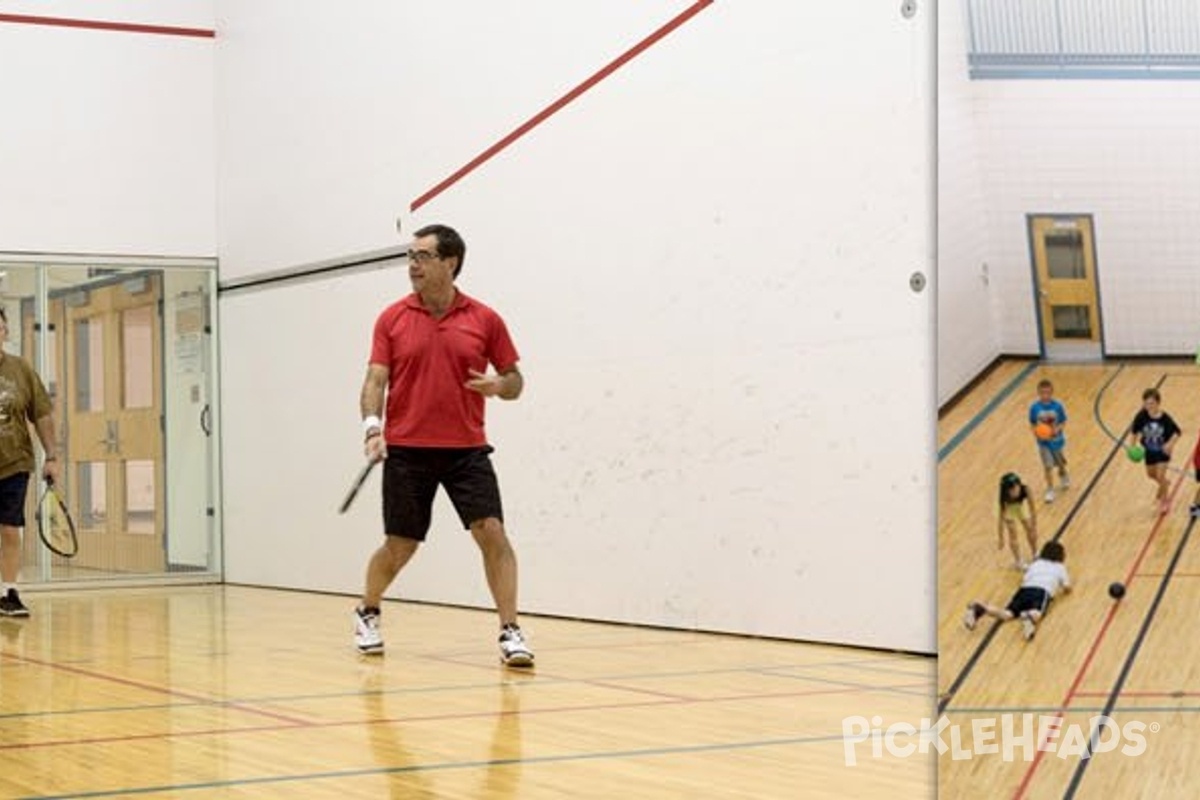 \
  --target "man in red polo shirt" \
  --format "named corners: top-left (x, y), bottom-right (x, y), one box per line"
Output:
top-left (353, 224), bottom-right (533, 667)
